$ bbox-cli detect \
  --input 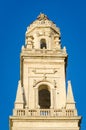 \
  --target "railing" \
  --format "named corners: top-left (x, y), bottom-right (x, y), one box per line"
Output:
top-left (40, 109), bottom-right (50, 116)
top-left (13, 108), bottom-right (77, 117)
